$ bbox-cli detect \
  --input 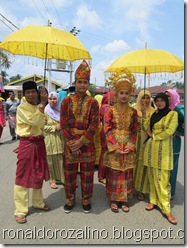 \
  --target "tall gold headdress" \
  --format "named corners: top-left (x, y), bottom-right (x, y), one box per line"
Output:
top-left (106, 69), bottom-right (136, 93)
